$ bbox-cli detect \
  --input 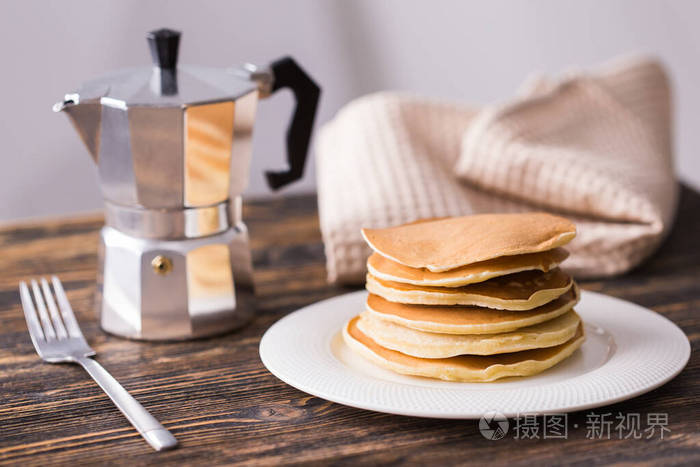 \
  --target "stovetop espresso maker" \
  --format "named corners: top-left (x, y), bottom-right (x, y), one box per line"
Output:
top-left (55, 28), bottom-right (320, 340)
